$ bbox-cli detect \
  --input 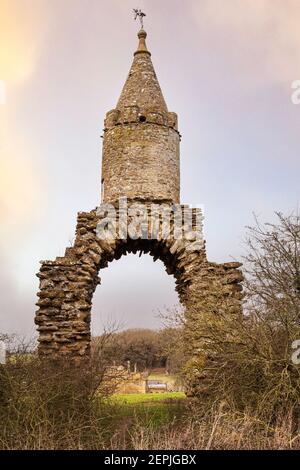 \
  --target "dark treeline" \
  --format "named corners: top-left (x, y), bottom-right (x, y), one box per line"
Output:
top-left (93, 327), bottom-right (186, 373)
